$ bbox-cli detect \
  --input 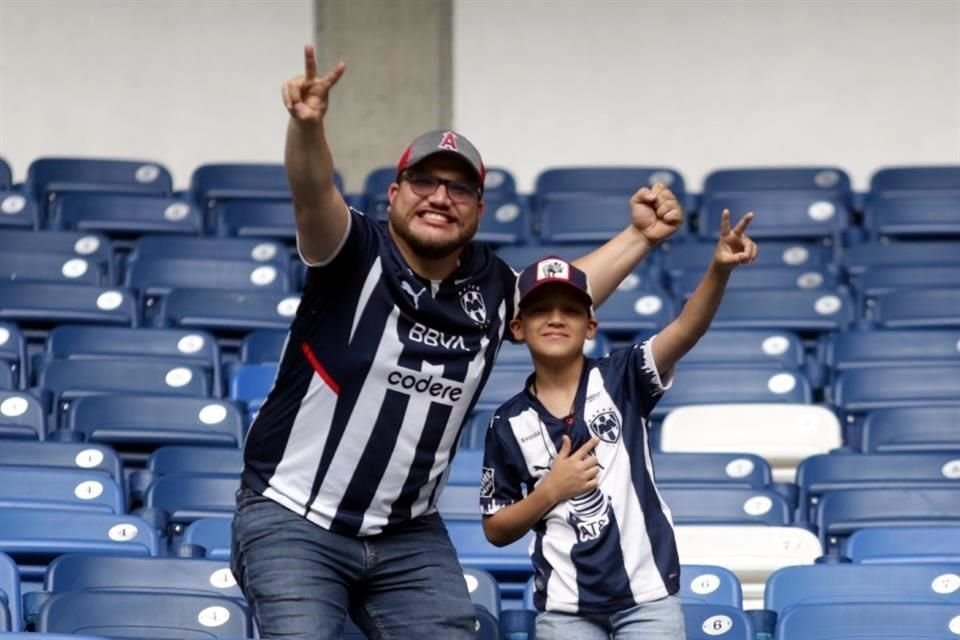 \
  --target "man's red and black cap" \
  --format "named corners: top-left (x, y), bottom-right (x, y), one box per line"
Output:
top-left (396, 129), bottom-right (486, 193)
